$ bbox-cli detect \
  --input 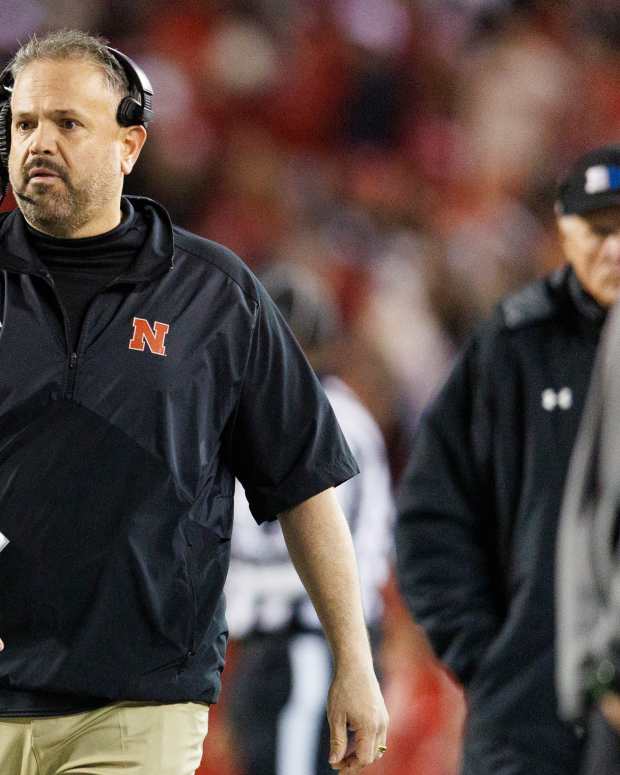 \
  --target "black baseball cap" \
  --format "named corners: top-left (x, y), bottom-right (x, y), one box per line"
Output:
top-left (555, 145), bottom-right (620, 216)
